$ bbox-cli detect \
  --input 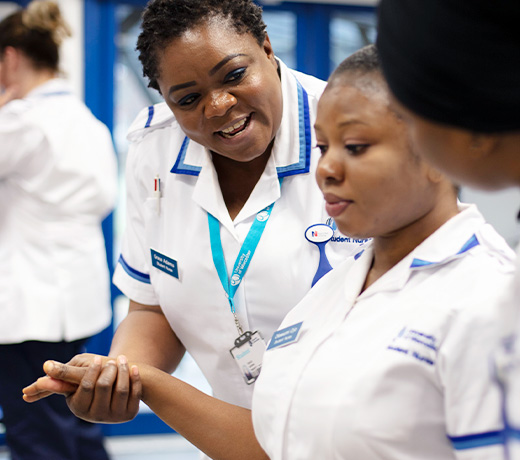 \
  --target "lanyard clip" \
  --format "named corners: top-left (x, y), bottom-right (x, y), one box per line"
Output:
top-left (233, 313), bottom-right (244, 336)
